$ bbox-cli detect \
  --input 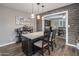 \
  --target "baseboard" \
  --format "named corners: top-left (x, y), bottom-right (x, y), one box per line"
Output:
top-left (65, 43), bottom-right (79, 50)
top-left (66, 43), bottom-right (79, 50)
top-left (66, 43), bottom-right (76, 48)
top-left (0, 41), bottom-right (16, 47)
